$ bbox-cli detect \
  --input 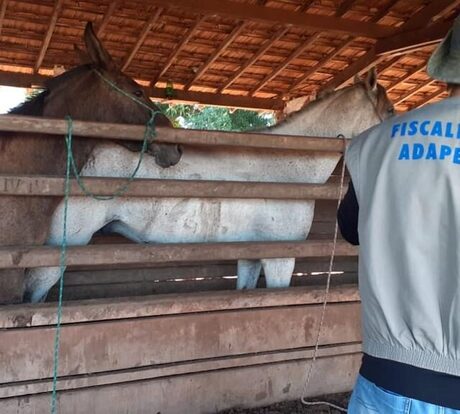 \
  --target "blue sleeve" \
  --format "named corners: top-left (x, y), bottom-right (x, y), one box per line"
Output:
top-left (337, 180), bottom-right (359, 245)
